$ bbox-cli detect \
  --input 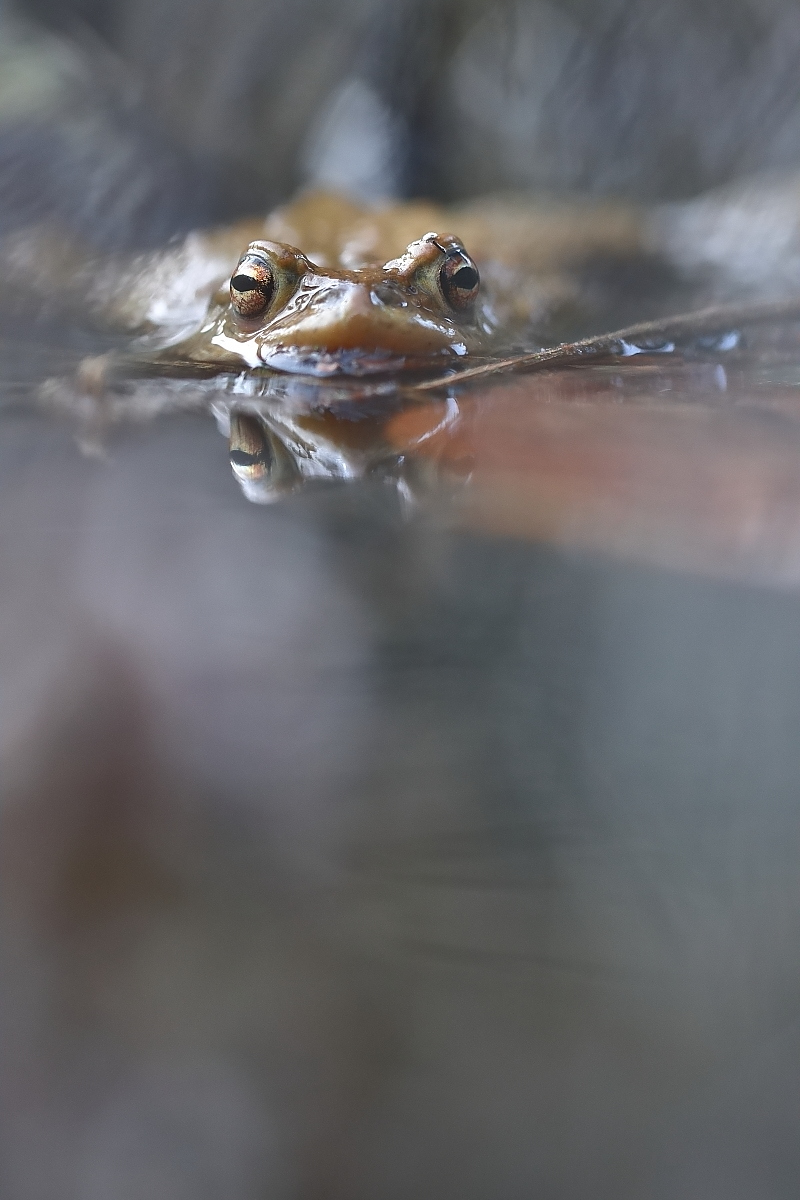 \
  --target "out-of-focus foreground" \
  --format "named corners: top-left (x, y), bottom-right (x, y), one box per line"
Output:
top-left (5, 3), bottom-right (800, 1198)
